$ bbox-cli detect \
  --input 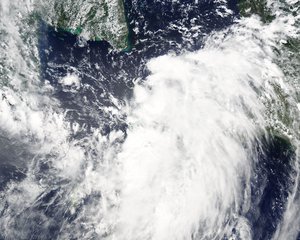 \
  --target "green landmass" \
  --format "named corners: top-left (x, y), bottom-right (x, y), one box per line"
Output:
top-left (238, 0), bottom-right (275, 22)
top-left (38, 0), bottom-right (129, 50)
top-left (238, 0), bottom-right (300, 144)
